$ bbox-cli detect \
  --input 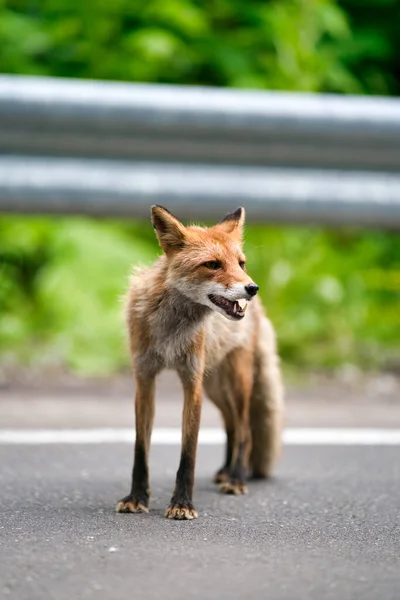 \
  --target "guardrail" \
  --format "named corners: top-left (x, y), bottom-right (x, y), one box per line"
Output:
top-left (1, 75), bottom-right (400, 227)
